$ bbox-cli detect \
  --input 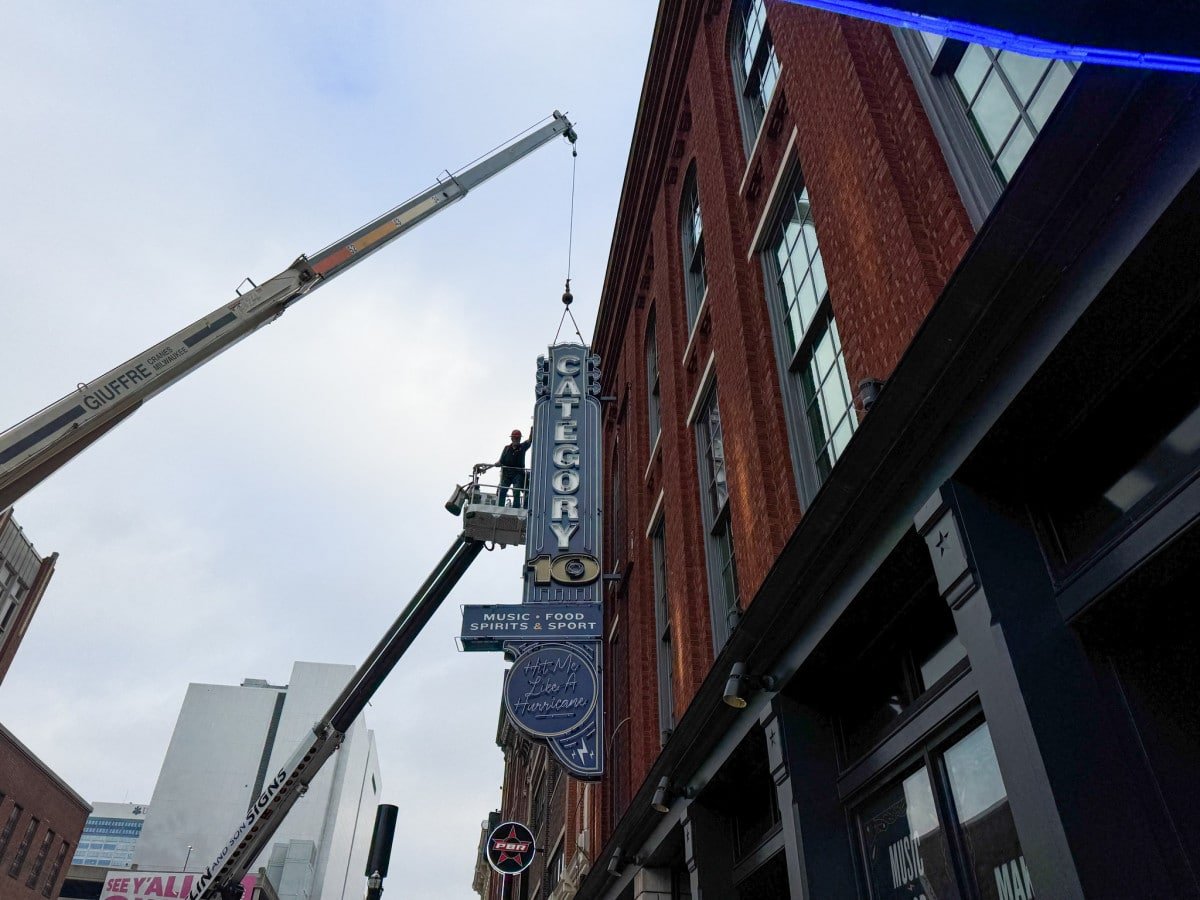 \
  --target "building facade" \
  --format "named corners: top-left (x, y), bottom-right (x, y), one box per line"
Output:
top-left (489, 1), bottom-right (1200, 899)
top-left (71, 802), bottom-right (149, 870)
top-left (482, 710), bottom-right (595, 900)
top-left (0, 722), bottom-right (91, 900)
top-left (0, 509), bottom-right (91, 900)
top-left (134, 661), bottom-right (381, 900)
top-left (0, 507), bottom-right (57, 684)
